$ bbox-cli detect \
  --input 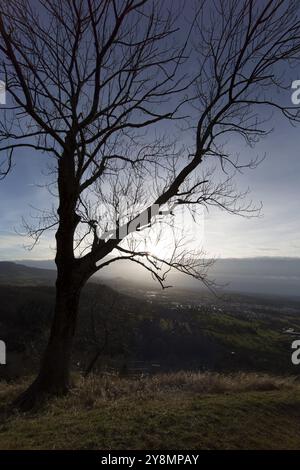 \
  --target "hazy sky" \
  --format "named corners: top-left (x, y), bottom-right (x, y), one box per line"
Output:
top-left (0, 1), bottom-right (299, 261)
top-left (0, 114), bottom-right (299, 261)
top-left (203, 118), bottom-right (300, 258)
